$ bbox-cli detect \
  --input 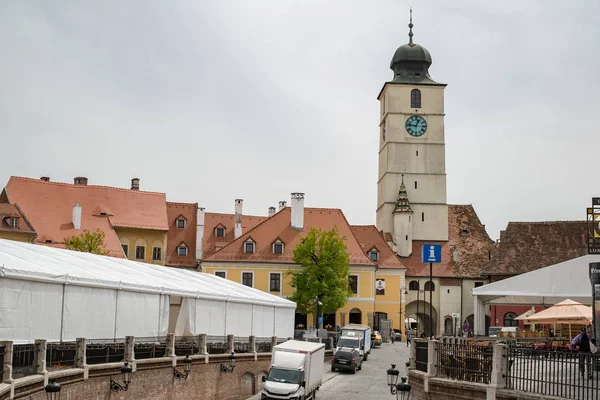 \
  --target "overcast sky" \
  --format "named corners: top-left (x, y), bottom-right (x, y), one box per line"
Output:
top-left (1, 1), bottom-right (599, 240)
